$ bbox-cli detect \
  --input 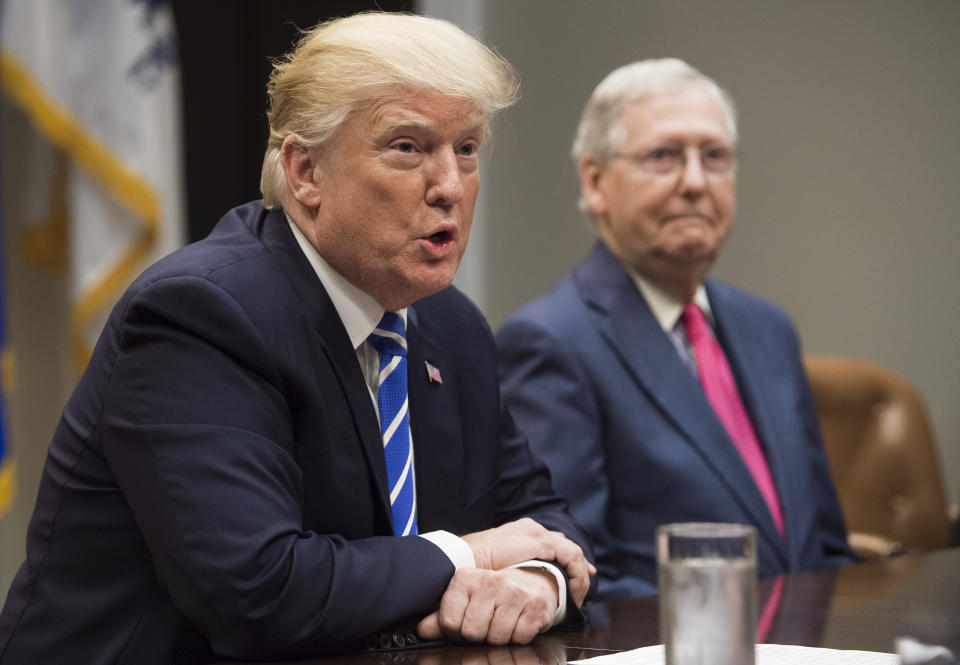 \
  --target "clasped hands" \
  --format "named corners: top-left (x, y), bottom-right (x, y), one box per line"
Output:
top-left (417, 518), bottom-right (596, 646)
